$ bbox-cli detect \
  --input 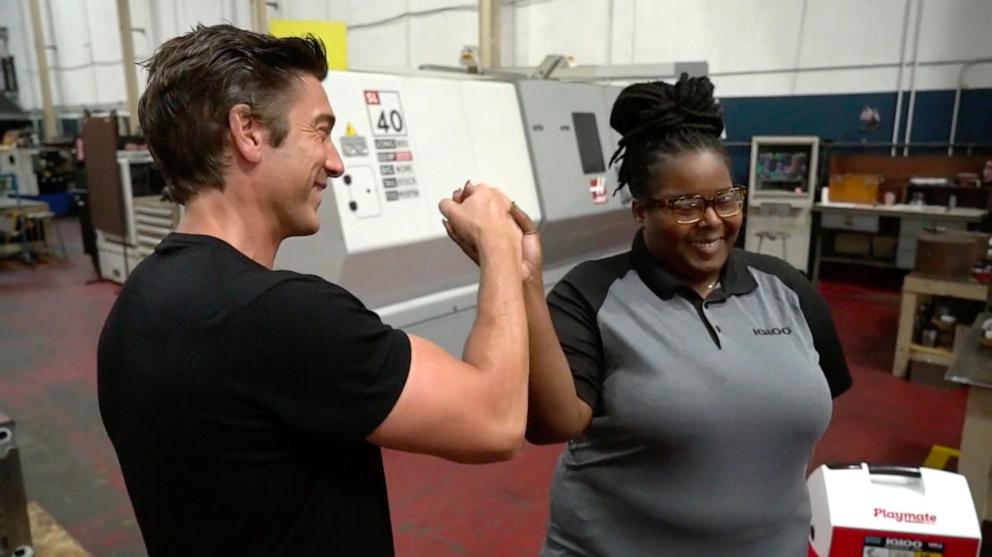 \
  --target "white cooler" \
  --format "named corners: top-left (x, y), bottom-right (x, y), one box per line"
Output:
top-left (808, 464), bottom-right (982, 556)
